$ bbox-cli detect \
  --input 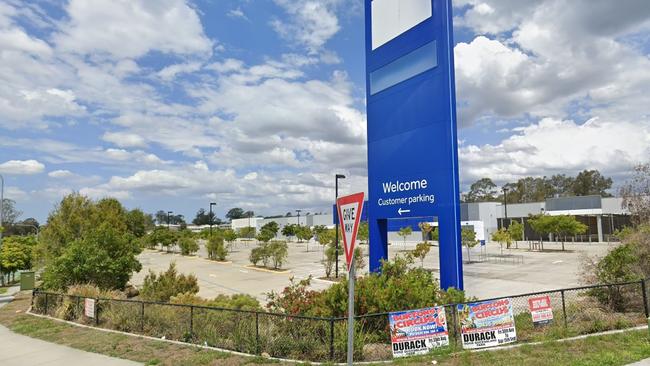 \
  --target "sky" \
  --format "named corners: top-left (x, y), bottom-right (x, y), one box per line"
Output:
top-left (1, 0), bottom-right (650, 223)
